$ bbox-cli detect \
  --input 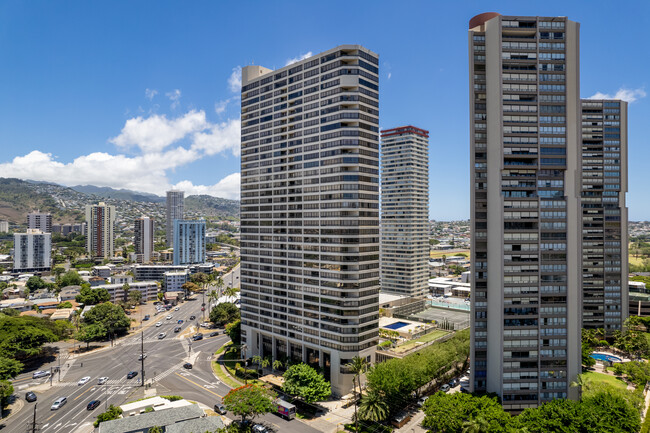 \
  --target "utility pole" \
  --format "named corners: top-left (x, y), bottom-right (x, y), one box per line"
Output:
top-left (57, 352), bottom-right (61, 382)
top-left (49, 367), bottom-right (53, 387)
top-left (27, 402), bottom-right (39, 433)
top-left (140, 327), bottom-right (145, 387)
